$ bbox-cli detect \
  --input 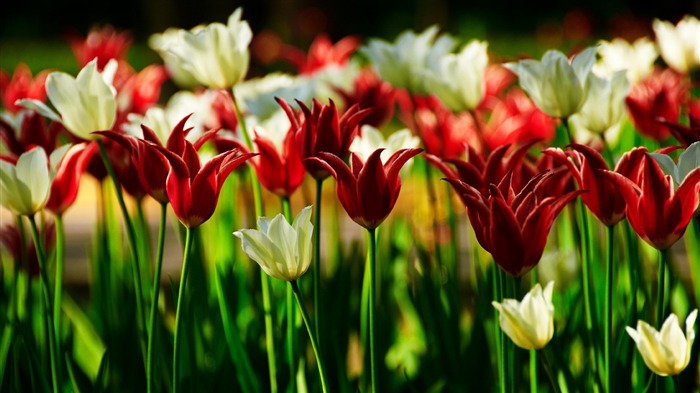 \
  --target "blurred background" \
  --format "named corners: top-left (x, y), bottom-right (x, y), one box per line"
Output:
top-left (1, 0), bottom-right (699, 75)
